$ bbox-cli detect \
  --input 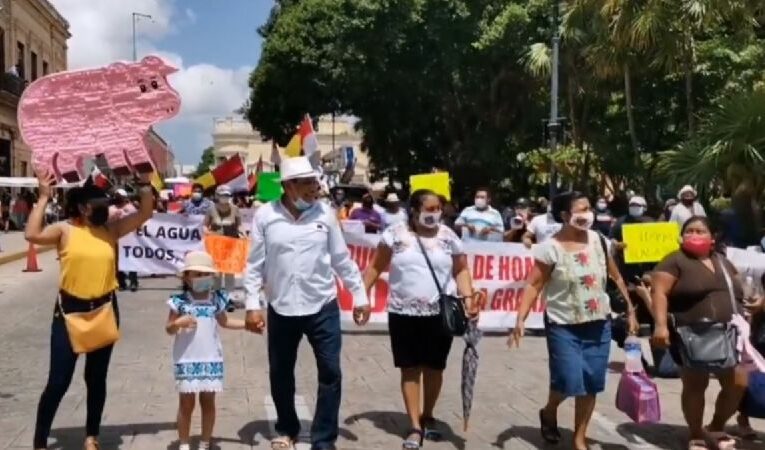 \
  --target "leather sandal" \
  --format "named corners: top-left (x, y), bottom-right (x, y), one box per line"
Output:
top-left (402, 429), bottom-right (423, 449)
top-left (421, 416), bottom-right (442, 441)
top-left (539, 408), bottom-right (561, 444)
top-left (83, 437), bottom-right (100, 450)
